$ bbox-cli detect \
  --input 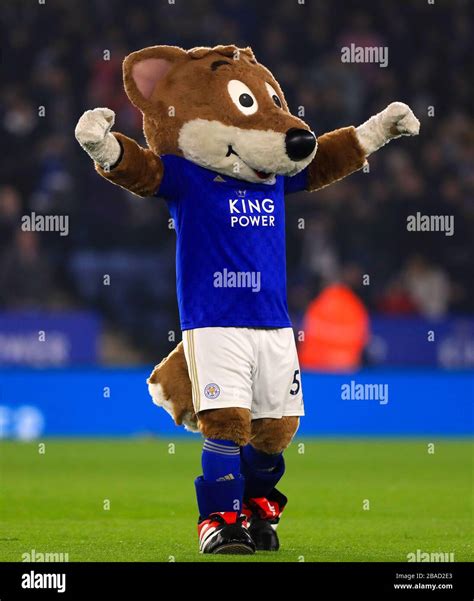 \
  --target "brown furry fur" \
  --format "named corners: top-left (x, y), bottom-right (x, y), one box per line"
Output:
top-left (308, 126), bottom-right (366, 191)
top-left (198, 408), bottom-right (252, 446)
top-left (96, 132), bottom-right (164, 197)
top-left (147, 341), bottom-right (196, 427)
top-left (250, 417), bottom-right (299, 454)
